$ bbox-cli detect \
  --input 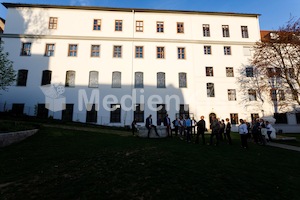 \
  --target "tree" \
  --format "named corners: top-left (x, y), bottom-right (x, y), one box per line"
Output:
top-left (238, 17), bottom-right (300, 113)
top-left (0, 41), bottom-right (16, 92)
